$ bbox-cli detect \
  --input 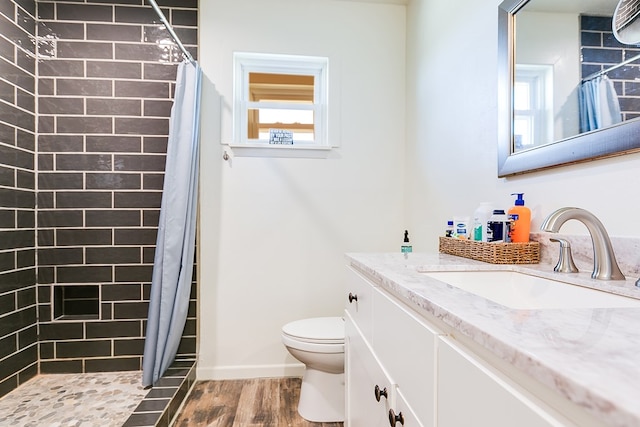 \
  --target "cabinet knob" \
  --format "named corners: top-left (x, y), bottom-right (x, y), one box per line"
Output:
top-left (374, 384), bottom-right (388, 402)
top-left (348, 292), bottom-right (358, 303)
top-left (388, 409), bottom-right (404, 426)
